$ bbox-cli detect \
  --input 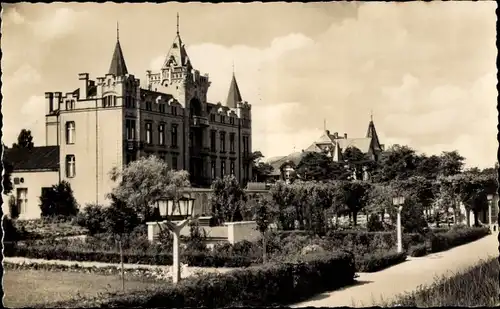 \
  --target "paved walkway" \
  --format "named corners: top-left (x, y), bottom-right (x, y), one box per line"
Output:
top-left (3, 256), bottom-right (237, 278)
top-left (293, 234), bottom-right (498, 307)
